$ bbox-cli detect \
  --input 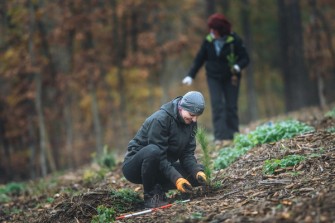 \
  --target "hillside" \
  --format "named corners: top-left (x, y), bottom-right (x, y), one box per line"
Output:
top-left (1, 105), bottom-right (334, 223)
